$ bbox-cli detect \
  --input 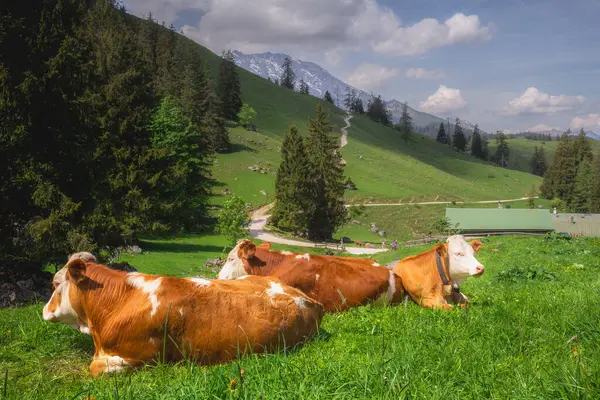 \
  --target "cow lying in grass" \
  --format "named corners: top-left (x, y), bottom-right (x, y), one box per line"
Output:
top-left (388, 235), bottom-right (484, 310)
top-left (217, 240), bottom-right (405, 312)
top-left (43, 255), bottom-right (323, 376)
